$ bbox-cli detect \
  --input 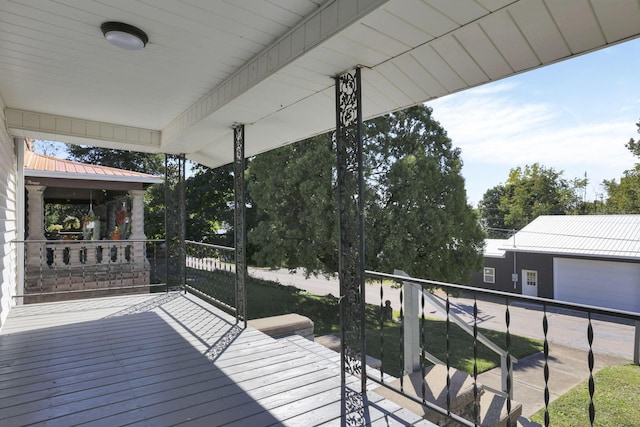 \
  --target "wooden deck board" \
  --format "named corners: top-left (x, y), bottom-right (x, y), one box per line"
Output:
top-left (0, 292), bottom-right (433, 426)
